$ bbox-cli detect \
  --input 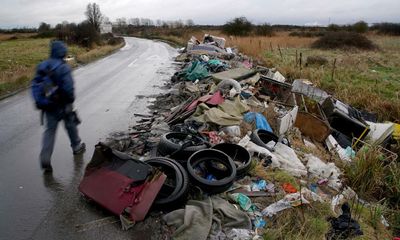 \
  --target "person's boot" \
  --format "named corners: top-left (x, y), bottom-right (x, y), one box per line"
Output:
top-left (40, 159), bottom-right (53, 172)
top-left (73, 142), bottom-right (86, 155)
